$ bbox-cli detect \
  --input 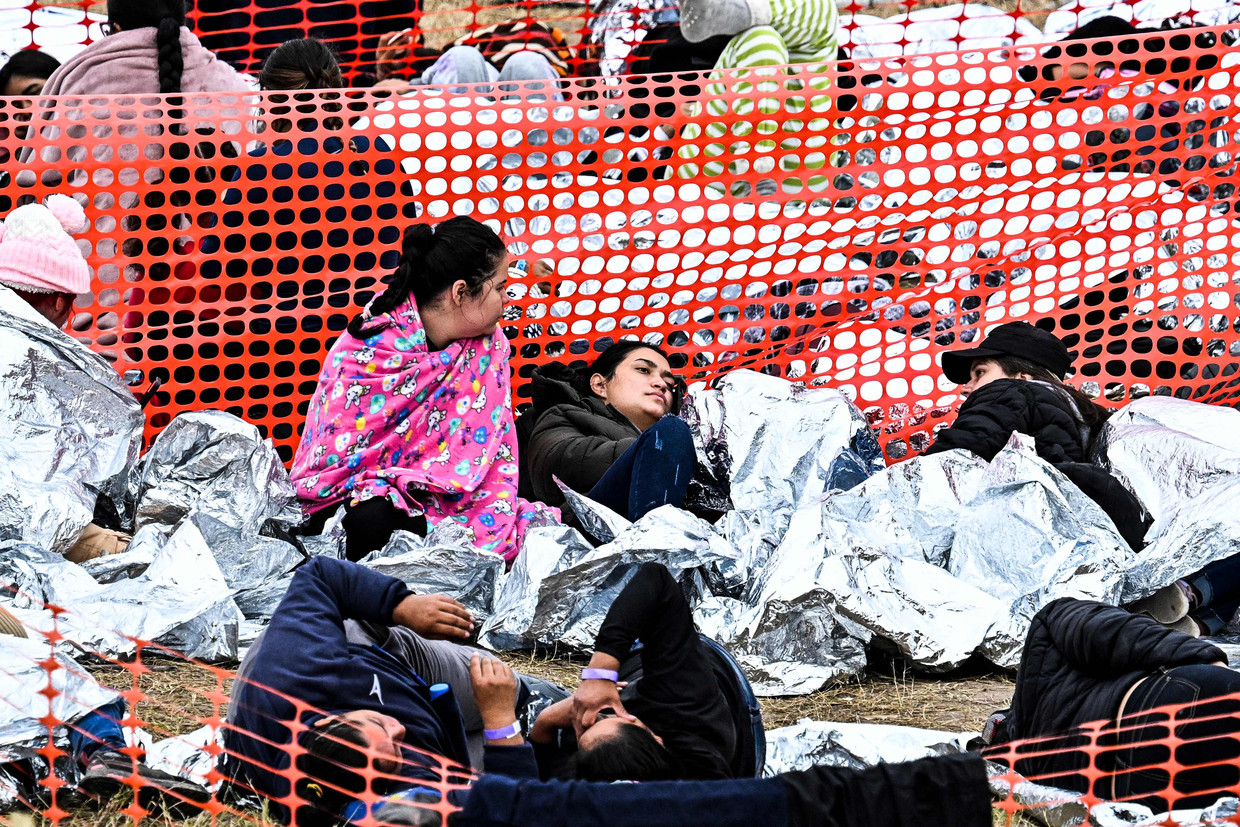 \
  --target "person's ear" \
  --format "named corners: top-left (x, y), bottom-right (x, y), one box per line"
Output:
top-left (589, 373), bottom-right (608, 399)
top-left (449, 279), bottom-right (470, 308)
top-left (1016, 372), bottom-right (1033, 381)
